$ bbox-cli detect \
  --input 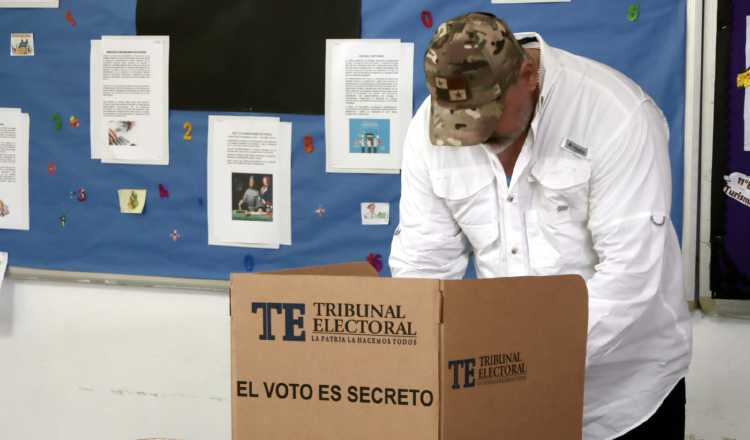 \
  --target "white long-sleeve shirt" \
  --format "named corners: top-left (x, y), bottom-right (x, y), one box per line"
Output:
top-left (390, 33), bottom-right (692, 440)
